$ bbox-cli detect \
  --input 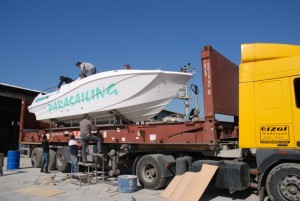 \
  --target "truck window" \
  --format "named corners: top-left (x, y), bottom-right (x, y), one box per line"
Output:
top-left (294, 78), bottom-right (300, 108)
